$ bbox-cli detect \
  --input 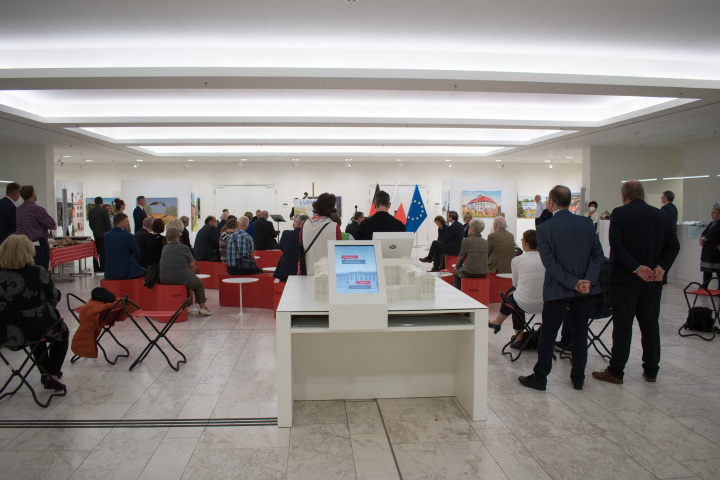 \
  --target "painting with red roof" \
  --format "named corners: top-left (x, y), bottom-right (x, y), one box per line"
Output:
top-left (462, 190), bottom-right (501, 218)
